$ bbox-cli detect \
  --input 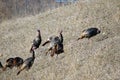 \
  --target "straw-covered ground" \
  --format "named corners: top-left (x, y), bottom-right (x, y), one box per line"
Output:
top-left (0, 0), bottom-right (120, 80)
